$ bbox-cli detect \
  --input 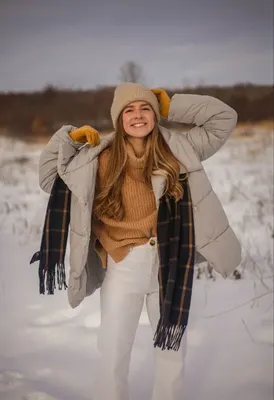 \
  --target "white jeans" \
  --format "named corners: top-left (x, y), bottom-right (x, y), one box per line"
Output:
top-left (94, 238), bottom-right (187, 400)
